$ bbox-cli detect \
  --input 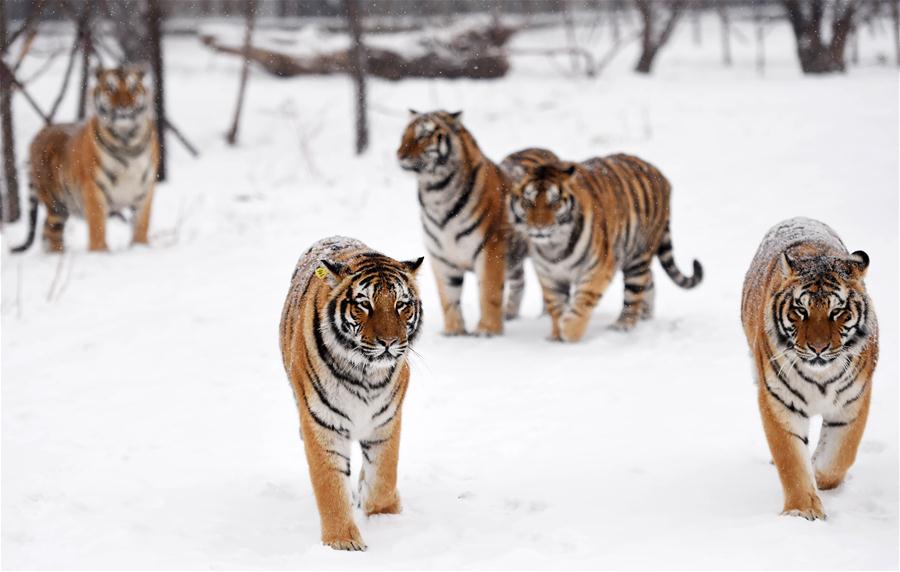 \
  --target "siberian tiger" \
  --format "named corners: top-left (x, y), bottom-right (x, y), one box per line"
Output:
top-left (741, 217), bottom-right (877, 520)
top-left (499, 147), bottom-right (561, 319)
top-left (508, 154), bottom-right (703, 342)
top-left (12, 67), bottom-right (158, 253)
top-left (279, 236), bottom-right (424, 551)
top-left (397, 110), bottom-right (523, 335)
